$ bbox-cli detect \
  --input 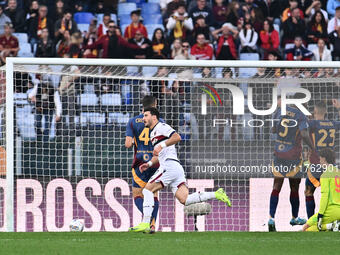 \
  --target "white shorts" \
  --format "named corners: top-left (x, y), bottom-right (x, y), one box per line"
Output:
top-left (149, 159), bottom-right (186, 194)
